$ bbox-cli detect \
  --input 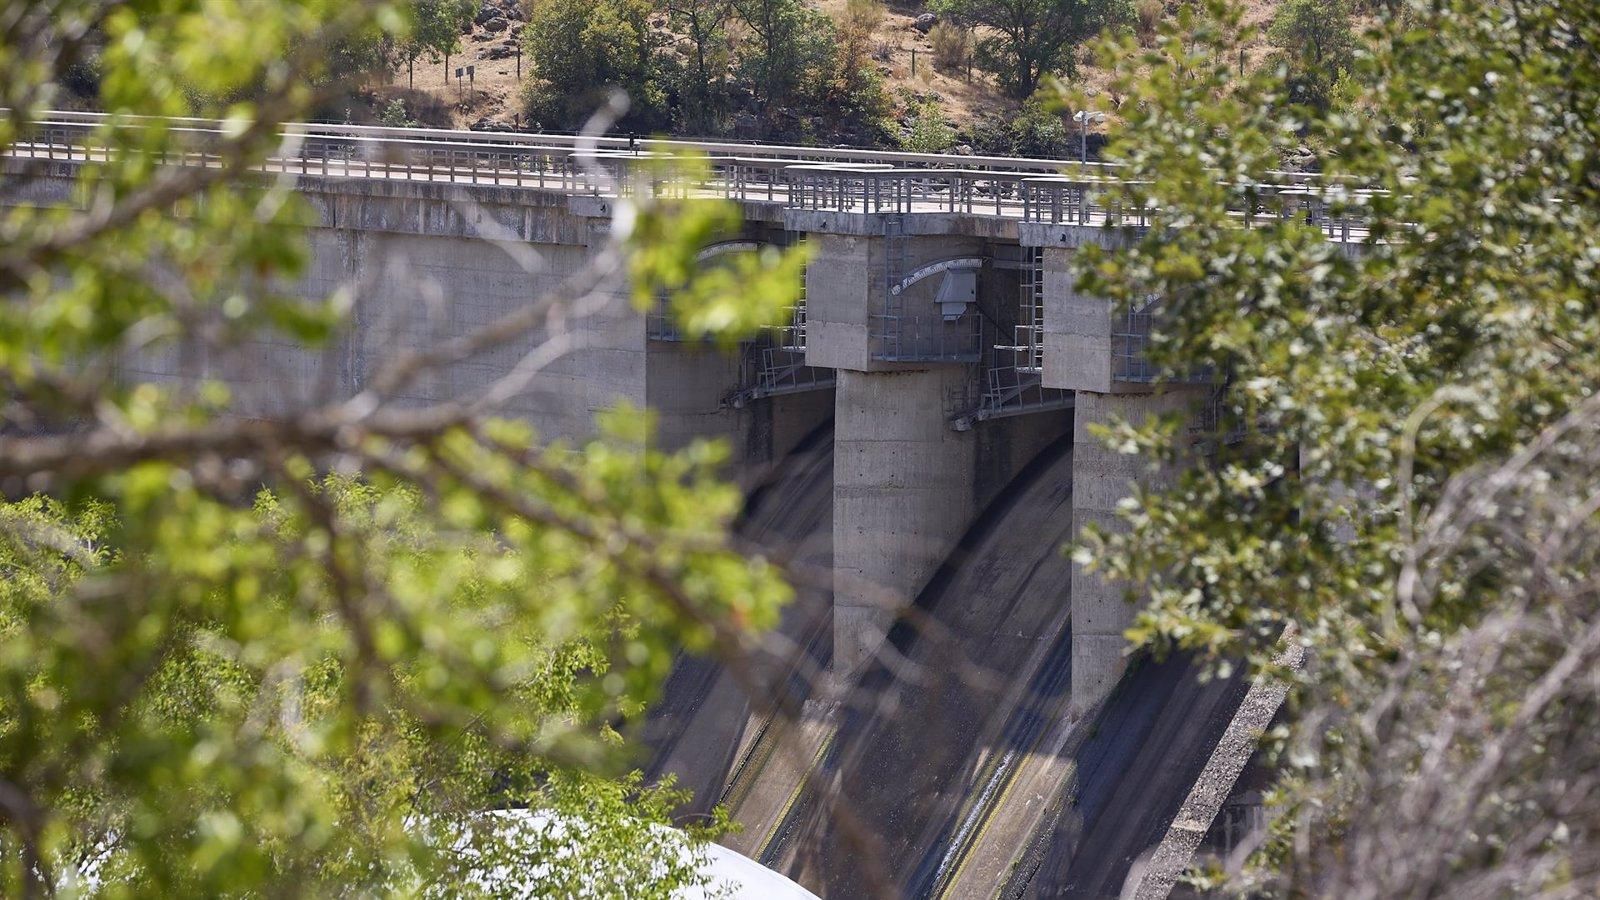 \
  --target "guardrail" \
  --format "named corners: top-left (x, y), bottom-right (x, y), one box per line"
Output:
top-left (21, 109), bottom-right (1102, 176)
top-left (10, 117), bottom-right (805, 202)
top-left (7, 112), bottom-right (1371, 238)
